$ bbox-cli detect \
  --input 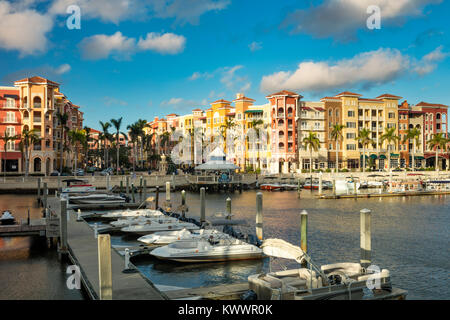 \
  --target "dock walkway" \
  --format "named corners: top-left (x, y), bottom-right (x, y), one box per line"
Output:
top-left (47, 198), bottom-right (166, 300)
